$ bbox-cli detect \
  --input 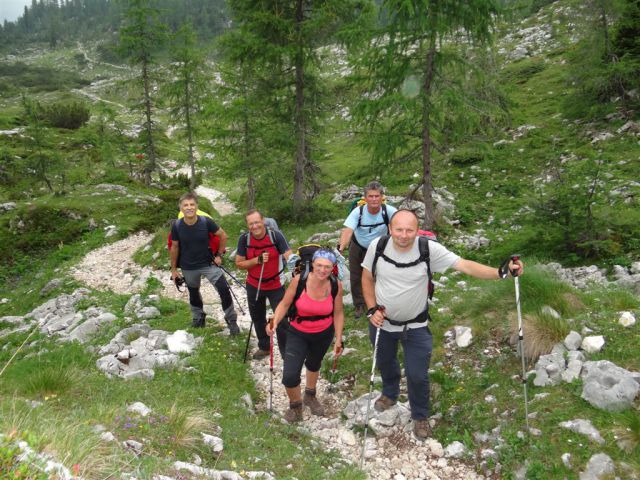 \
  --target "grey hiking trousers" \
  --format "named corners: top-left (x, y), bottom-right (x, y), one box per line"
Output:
top-left (182, 265), bottom-right (237, 325)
